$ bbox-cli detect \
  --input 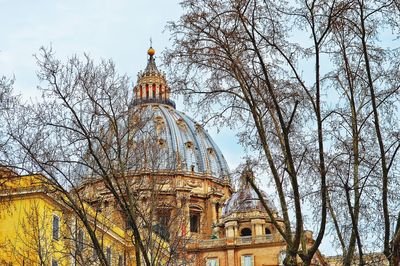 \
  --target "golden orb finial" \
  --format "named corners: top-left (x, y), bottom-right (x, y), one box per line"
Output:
top-left (148, 47), bottom-right (155, 56)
